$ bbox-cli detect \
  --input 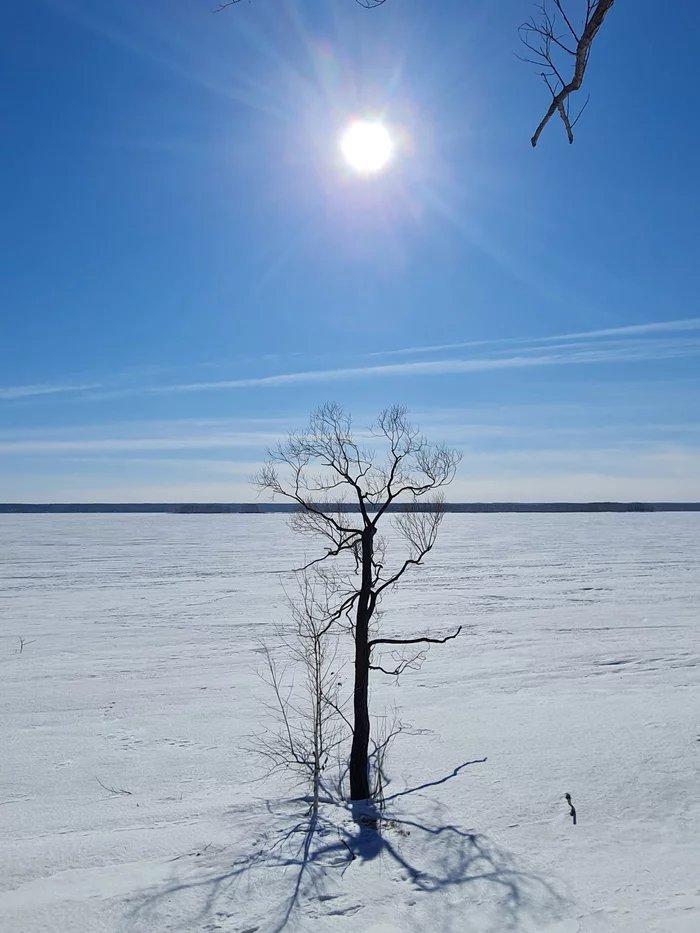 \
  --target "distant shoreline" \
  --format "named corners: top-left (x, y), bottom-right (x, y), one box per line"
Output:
top-left (2, 502), bottom-right (699, 514)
